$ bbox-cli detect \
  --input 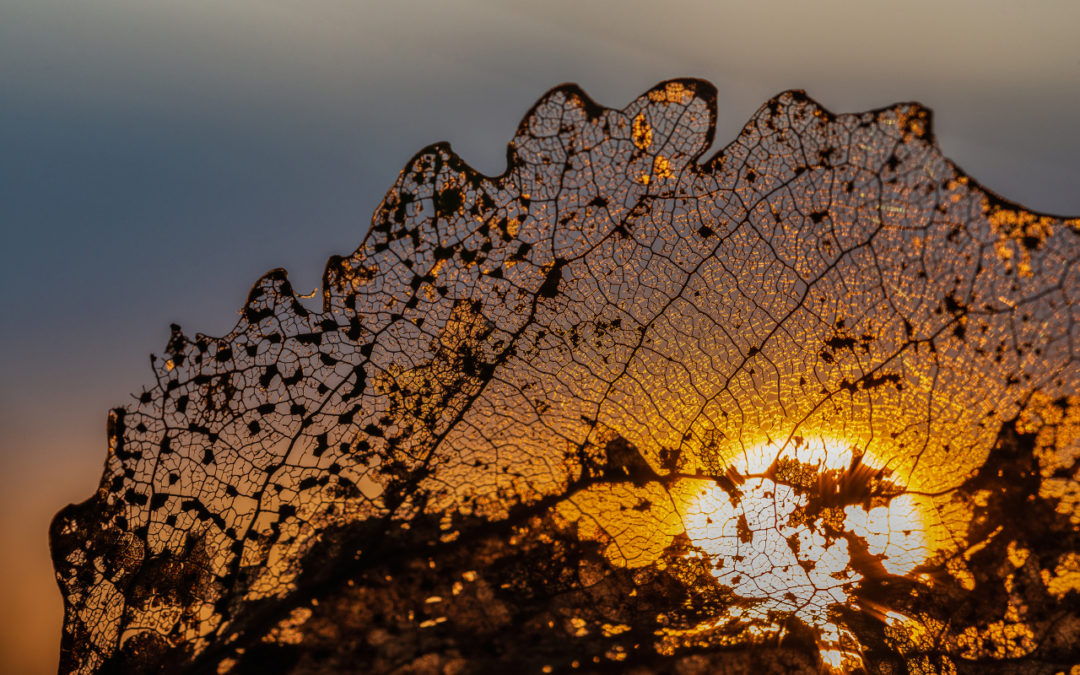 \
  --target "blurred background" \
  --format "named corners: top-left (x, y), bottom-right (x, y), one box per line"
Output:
top-left (2, 1), bottom-right (1078, 671)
